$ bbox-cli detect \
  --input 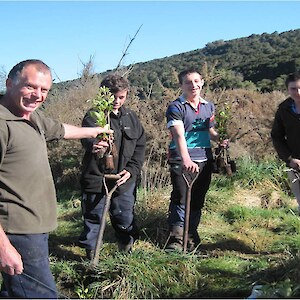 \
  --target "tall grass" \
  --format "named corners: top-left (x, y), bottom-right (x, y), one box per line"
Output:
top-left (44, 157), bottom-right (300, 299)
top-left (40, 74), bottom-right (299, 298)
